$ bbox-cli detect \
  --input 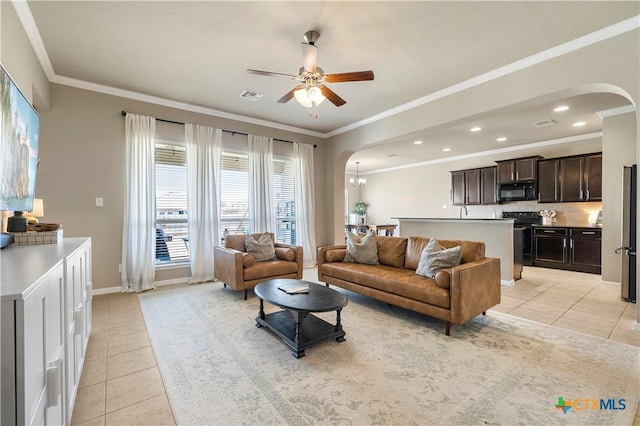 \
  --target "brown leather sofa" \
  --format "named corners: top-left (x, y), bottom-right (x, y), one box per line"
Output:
top-left (214, 233), bottom-right (303, 299)
top-left (317, 235), bottom-right (501, 335)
